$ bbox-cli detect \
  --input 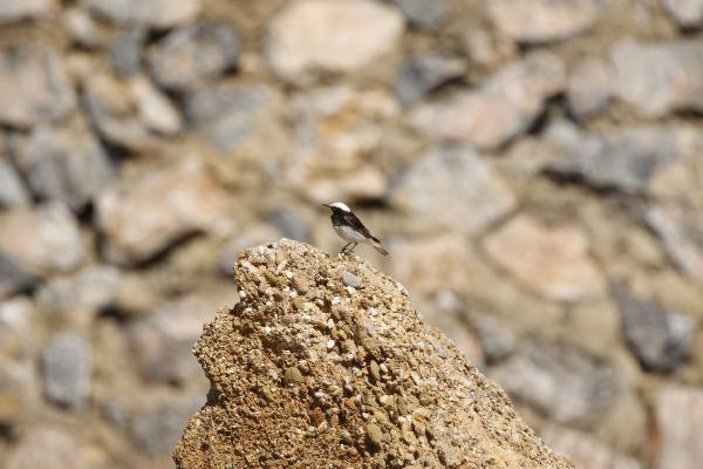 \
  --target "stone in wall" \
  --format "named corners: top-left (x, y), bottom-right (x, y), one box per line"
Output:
top-left (483, 215), bottom-right (605, 302)
top-left (612, 40), bottom-right (703, 117)
top-left (656, 385), bottom-right (703, 469)
top-left (147, 23), bottom-right (240, 91)
top-left (12, 123), bottom-right (116, 212)
top-left (410, 51), bottom-right (565, 149)
top-left (83, 0), bottom-right (200, 29)
top-left (0, 47), bottom-right (76, 128)
top-left (42, 332), bottom-right (92, 409)
top-left (96, 157), bottom-right (228, 265)
top-left (488, 0), bottom-right (603, 43)
top-left (0, 0), bottom-right (56, 24)
top-left (390, 146), bottom-right (515, 234)
top-left (663, 0), bottom-right (703, 27)
top-left (613, 284), bottom-right (693, 372)
top-left (267, 0), bottom-right (404, 81)
top-left (489, 341), bottom-right (623, 426)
